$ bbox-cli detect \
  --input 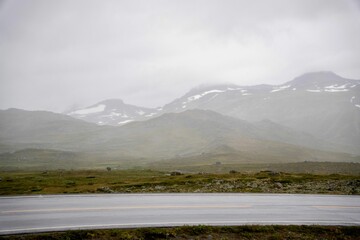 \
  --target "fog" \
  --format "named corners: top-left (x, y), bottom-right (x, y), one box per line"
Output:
top-left (0, 0), bottom-right (360, 112)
